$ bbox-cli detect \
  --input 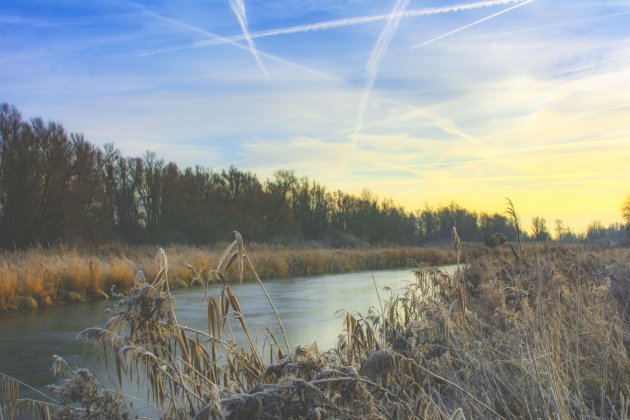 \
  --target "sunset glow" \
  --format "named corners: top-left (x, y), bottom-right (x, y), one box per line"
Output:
top-left (2, 0), bottom-right (629, 231)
